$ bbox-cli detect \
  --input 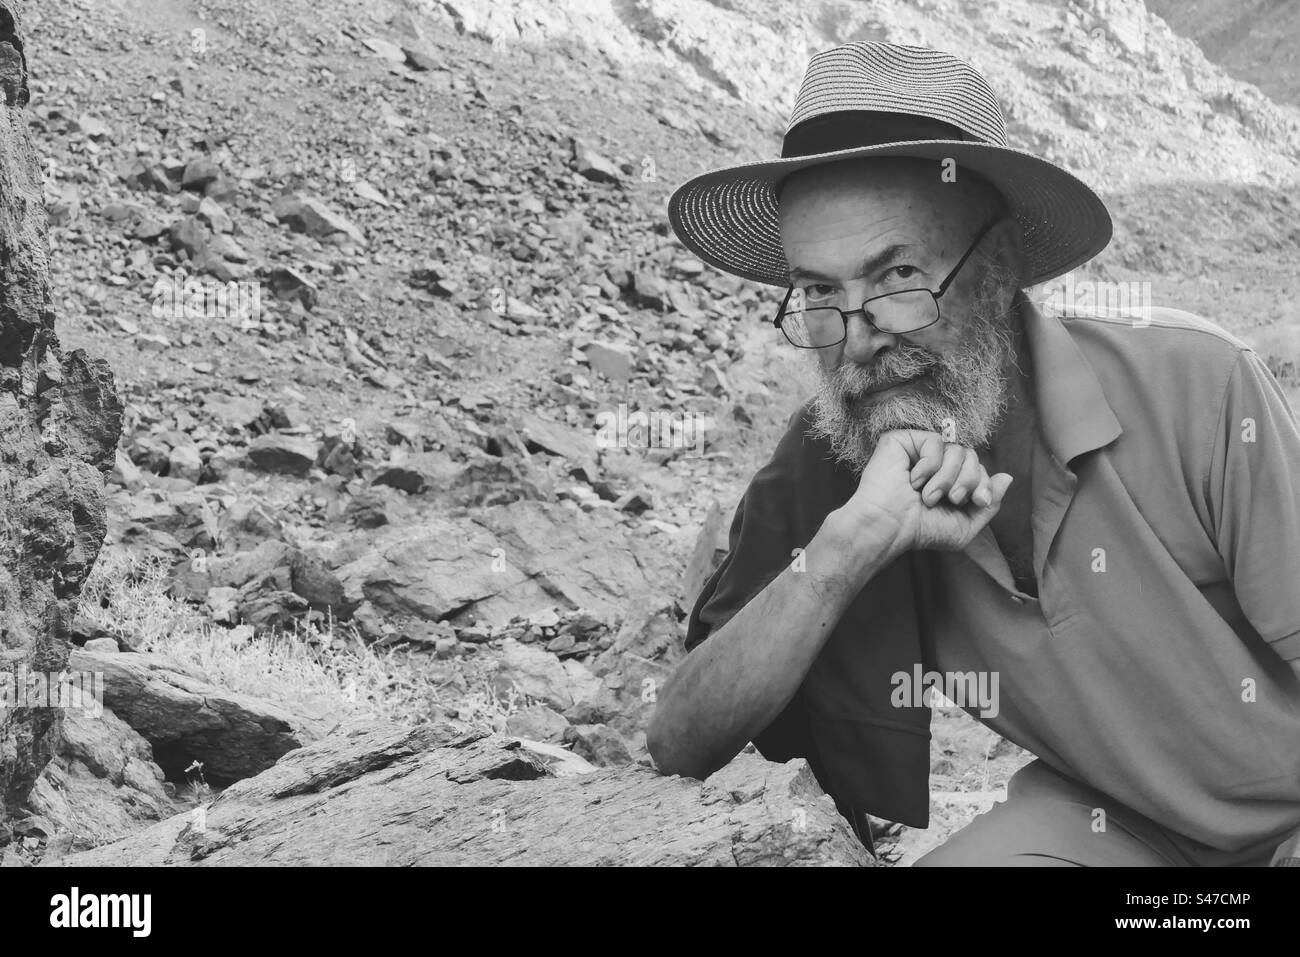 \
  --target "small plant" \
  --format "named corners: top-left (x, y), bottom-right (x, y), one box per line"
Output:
top-left (179, 759), bottom-right (212, 806)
